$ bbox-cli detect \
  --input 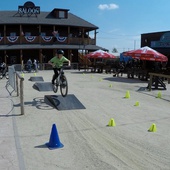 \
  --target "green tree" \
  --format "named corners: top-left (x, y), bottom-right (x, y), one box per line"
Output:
top-left (112, 48), bottom-right (118, 53)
